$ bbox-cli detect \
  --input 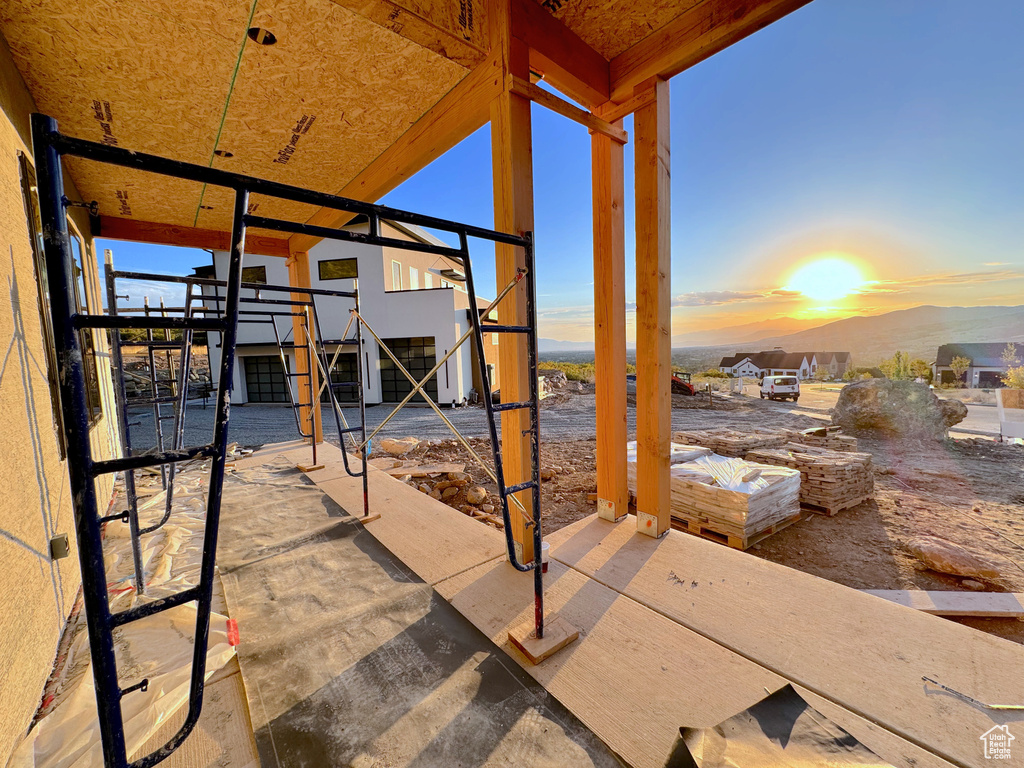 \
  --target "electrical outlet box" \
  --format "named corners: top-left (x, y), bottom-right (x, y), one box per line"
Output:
top-left (49, 533), bottom-right (70, 560)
